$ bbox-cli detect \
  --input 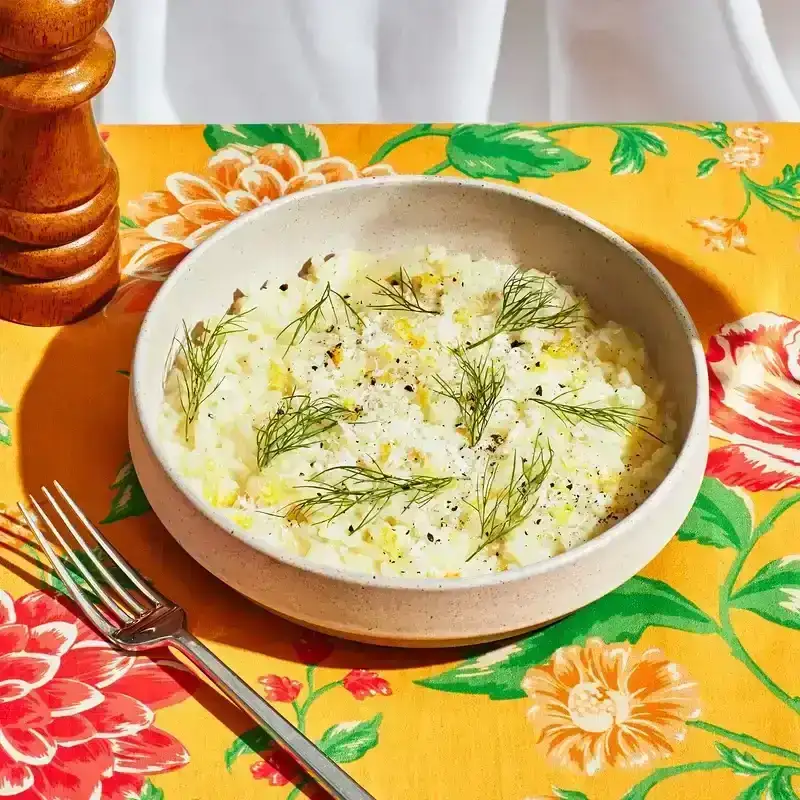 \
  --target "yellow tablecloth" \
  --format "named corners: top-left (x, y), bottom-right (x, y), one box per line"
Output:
top-left (1, 123), bottom-right (800, 800)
